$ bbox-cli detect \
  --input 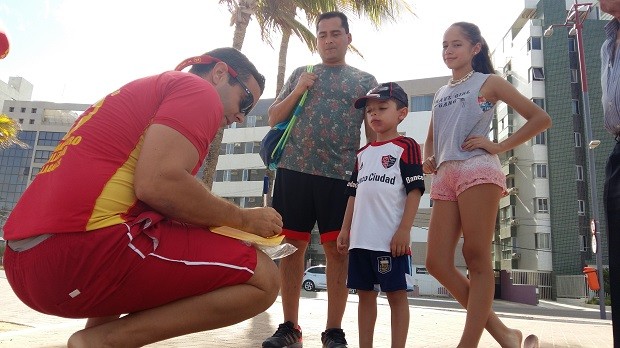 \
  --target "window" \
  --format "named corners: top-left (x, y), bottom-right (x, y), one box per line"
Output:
top-left (246, 115), bottom-right (257, 127)
top-left (18, 118), bottom-right (24, 124)
top-left (572, 99), bottom-right (580, 115)
top-left (578, 200), bottom-right (586, 215)
top-left (225, 143), bottom-right (234, 154)
top-left (248, 168), bottom-right (266, 181)
top-left (533, 164), bottom-right (548, 178)
top-left (506, 176), bottom-right (515, 189)
top-left (499, 205), bottom-right (516, 224)
top-left (535, 198), bottom-right (549, 213)
top-left (501, 237), bottom-right (515, 259)
top-left (568, 37), bottom-right (576, 52)
top-left (576, 165), bottom-right (584, 181)
top-left (244, 142), bottom-right (254, 154)
top-left (31, 108), bottom-right (37, 113)
top-left (532, 98), bottom-right (545, 109)
top-left (535, 233), bottom-right (551, 250)
top-left (570, 69), bottom-right (579, 83)
top-left (222, 170), bottom-right (231, 181)
top-left (527, 37), bottom-right (542, 51)
top-left (411, 95), bottom-right (434, 112)
top-left (37, 132), bottom-right (65, 147)
top-left (574, 132), bottom-right (582, 147)
top-left (20, 107), bottom-right (26, 113)
top-left (530, 67), bottom-right (545, 82)
top-left (215, 170), bottom-right (224, 182)
top-left (244, 196), bottom-right (262, 208)
top-left (29, 119), bottom-right (34, 124)
top-left (230, 169), bottom-right (242, 181)
top-left (34, 150), bottom-right (53, 163)
top-left (30, 167), bottom-right (40, 180)
top-left (8, 106), bottom-right (14, 112)
top-left (579, 235), bottom-right (587, 252)
top-left (533, 131), bottom-right (547, 145)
